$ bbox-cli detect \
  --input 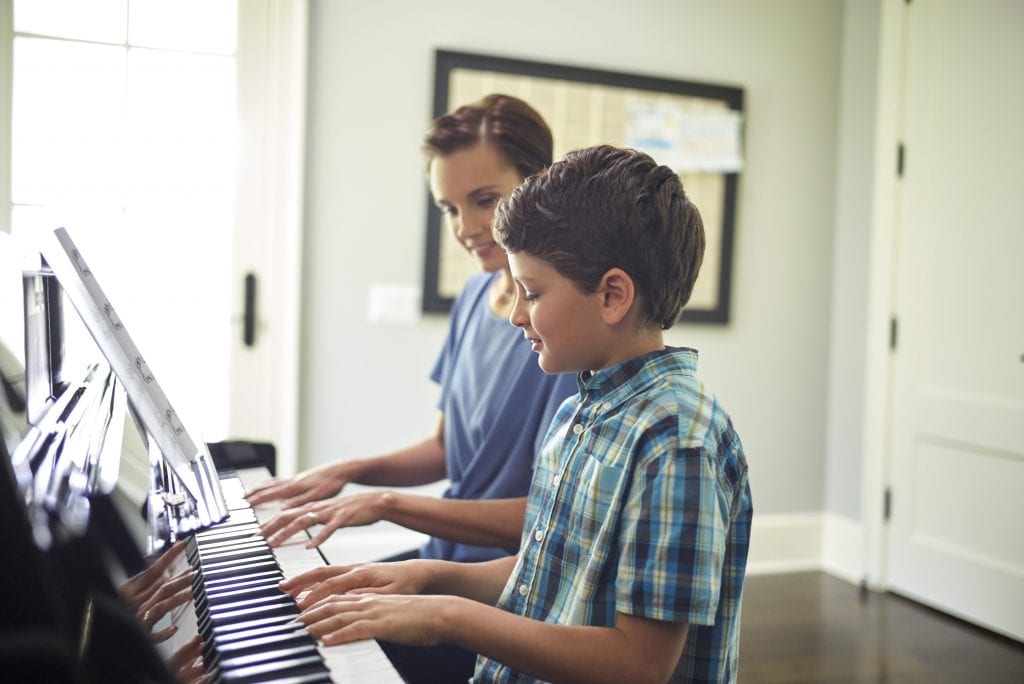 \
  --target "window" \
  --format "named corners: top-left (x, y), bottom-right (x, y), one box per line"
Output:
top-left (3, 0), bottom-right (307, 465)
top-left (8, 0), bottom-right (240, 438)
